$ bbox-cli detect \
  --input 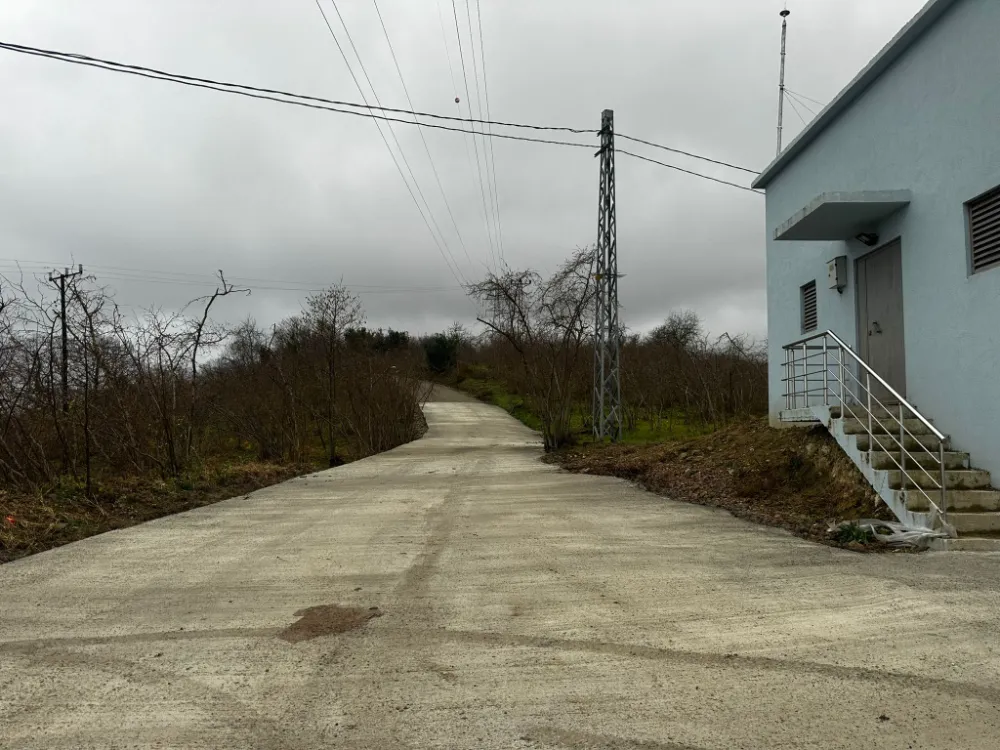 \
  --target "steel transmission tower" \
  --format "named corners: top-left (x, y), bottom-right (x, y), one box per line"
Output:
top-left (593, 109), bottom-right (622, 441)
